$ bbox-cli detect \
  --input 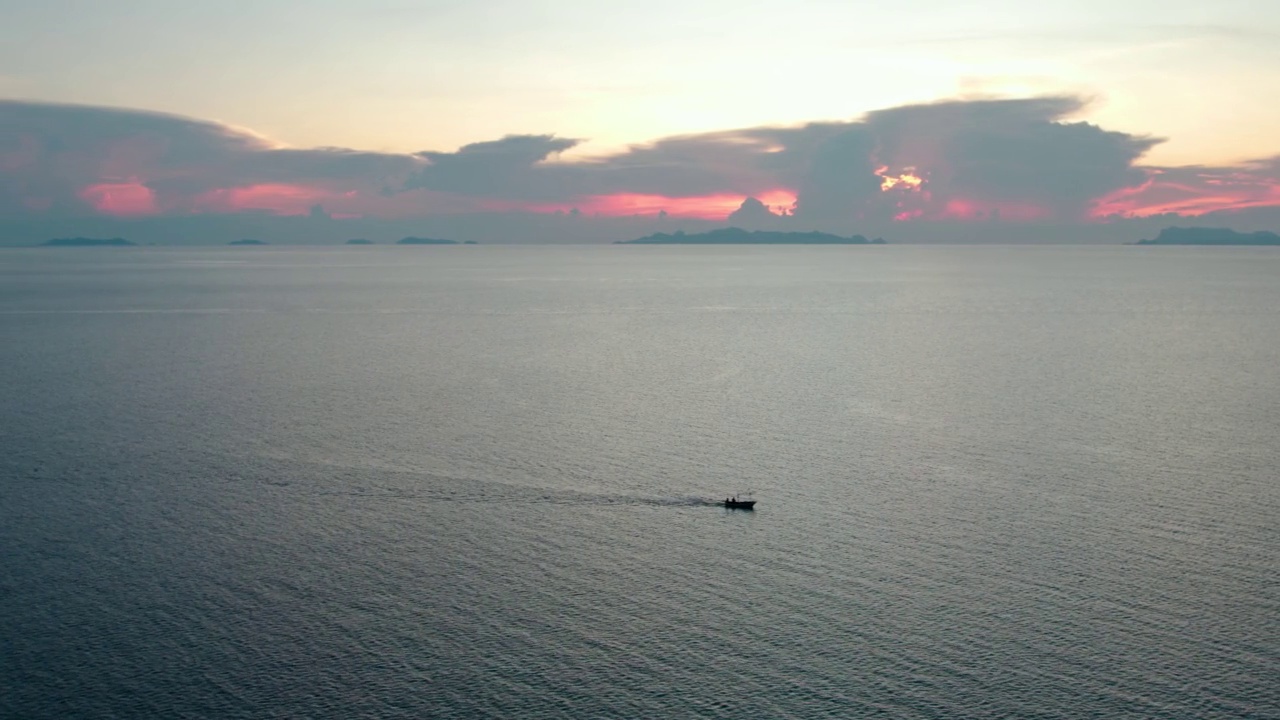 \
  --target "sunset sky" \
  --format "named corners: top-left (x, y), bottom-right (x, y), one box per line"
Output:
top-left (2, 0), bottom-right (1279, 240)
